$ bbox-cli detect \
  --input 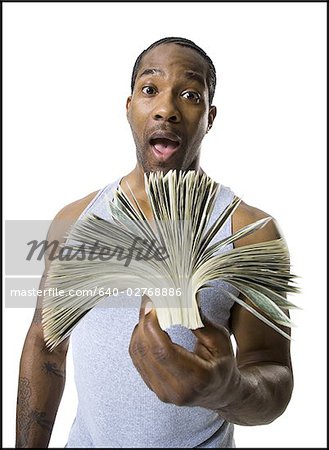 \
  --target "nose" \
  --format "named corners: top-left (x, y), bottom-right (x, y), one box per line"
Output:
top-left (152, 93), bottom-right (181, 123)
